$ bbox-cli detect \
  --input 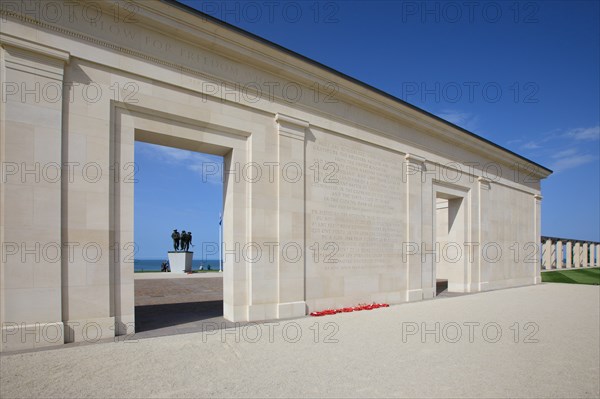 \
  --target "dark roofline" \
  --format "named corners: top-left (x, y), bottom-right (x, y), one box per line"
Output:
top-left (161, 0), bottom-right (553, 175)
